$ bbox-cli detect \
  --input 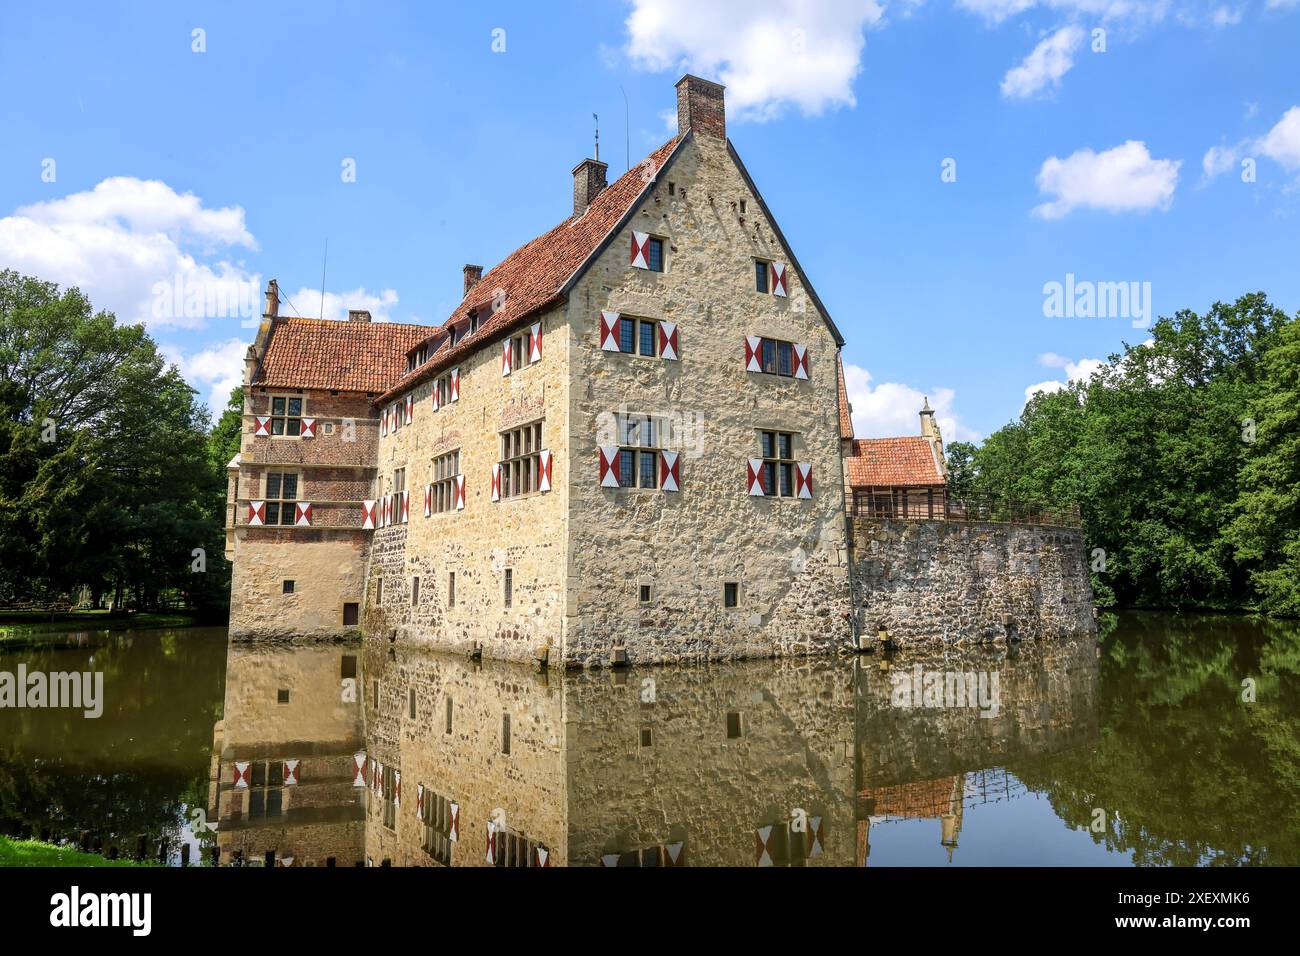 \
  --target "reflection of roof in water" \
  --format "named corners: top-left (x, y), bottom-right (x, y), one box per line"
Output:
top-left (860, 767), bottom-right (1030, 821)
